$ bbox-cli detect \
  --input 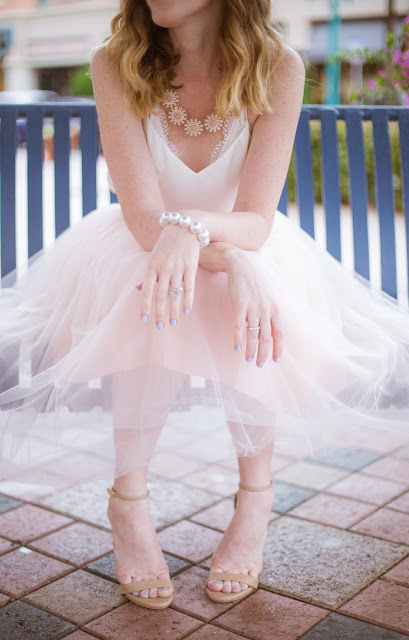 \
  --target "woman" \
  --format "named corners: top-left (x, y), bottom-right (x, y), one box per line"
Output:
top-left (1, 0), bottom-right (409, 613)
